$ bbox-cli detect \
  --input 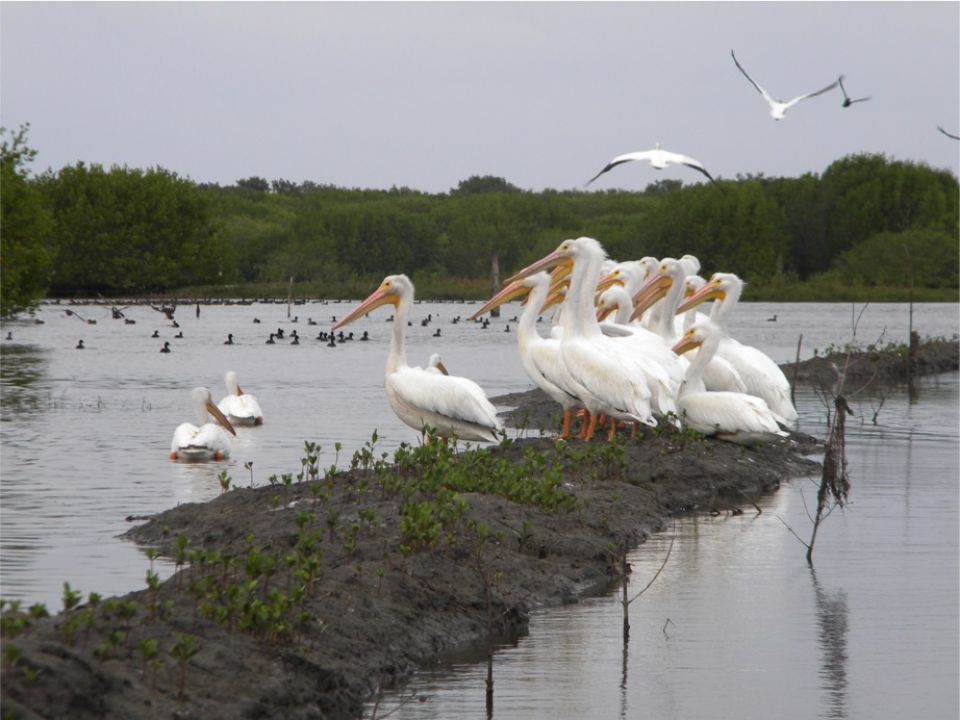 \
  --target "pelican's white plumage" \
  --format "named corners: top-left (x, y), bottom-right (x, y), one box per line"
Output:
top-left (472, 272), bottom-right (585, 438)
top-left (508, 237), bottom-right (676, 439)
top-left (334, 275), bottom-right (502, 443)
top-left (673, 321), bottom-right (788, 444)
top-left (171, 387), bottom-right (237, 461)
top-left (217, 371), bottom-right (264, 426)
top-left (587, 143), bottom-right (717, 186)
top-left (677, 272), bottom-right (798, 426)
top-left (631, 258), bottom-right (747, 394)
top-left (426, 353), bottom-right (449, 376)
top-left (731, 49), bottom-right (839, 120)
